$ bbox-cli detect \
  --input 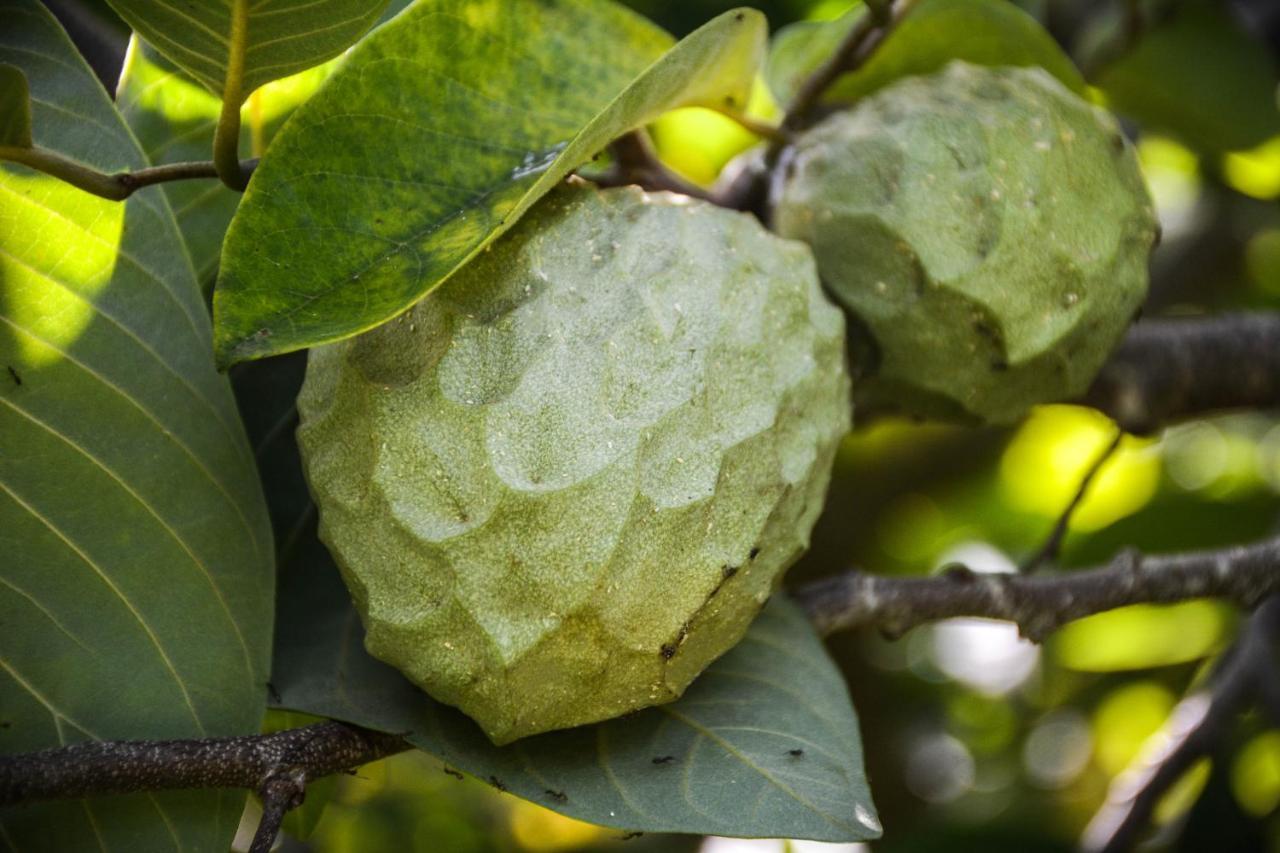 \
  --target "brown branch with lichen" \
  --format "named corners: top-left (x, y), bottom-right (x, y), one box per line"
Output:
top-left (0, 721), bottom-right (408, 807)
top-left (794, 536), bottom-right (1280, 640)
top-left (1081, 313), bottom-right (1280, 433)
top-left (6, 535), bottom-right (1279, 821)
